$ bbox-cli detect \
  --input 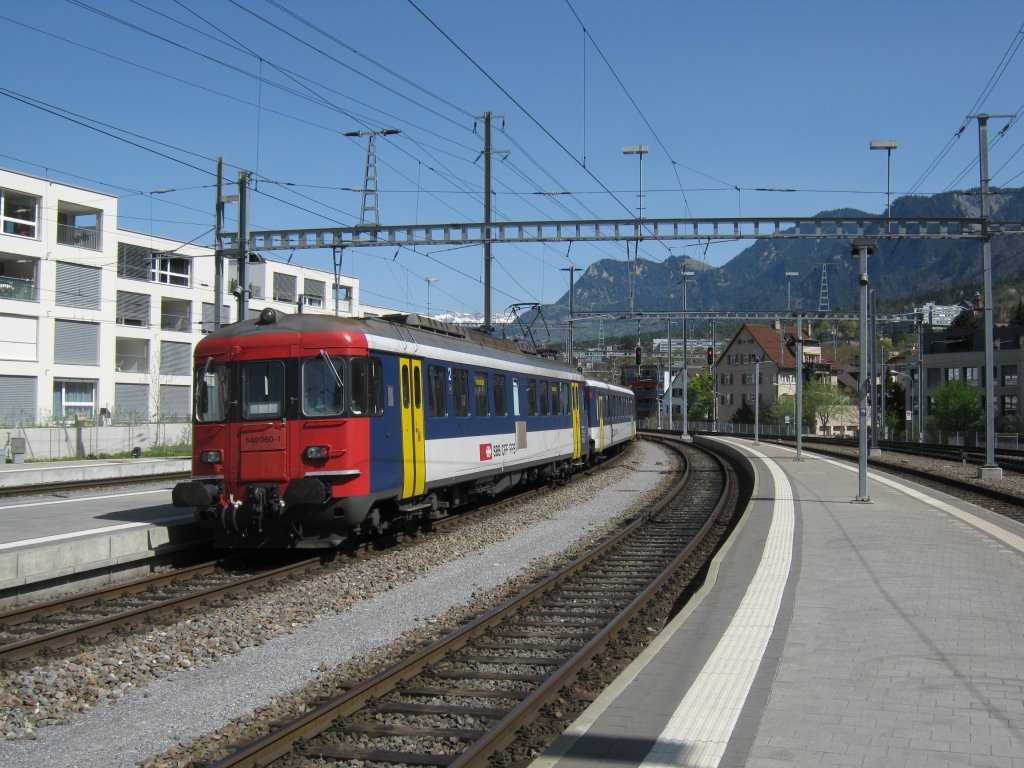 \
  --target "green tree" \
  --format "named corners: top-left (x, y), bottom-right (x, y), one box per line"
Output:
top-left (1014, 298), bottom-right (1024, 326)
top-left (802, 379), bottom-right (853, 433)
top-left (949, 308), bottom-right (981, 330)
top-left (929, 380), bottom-right (982, 432)
top-left (686, 371), bottom-right (715, 421)
top-left (730, 401), bottom-right (755, 425)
